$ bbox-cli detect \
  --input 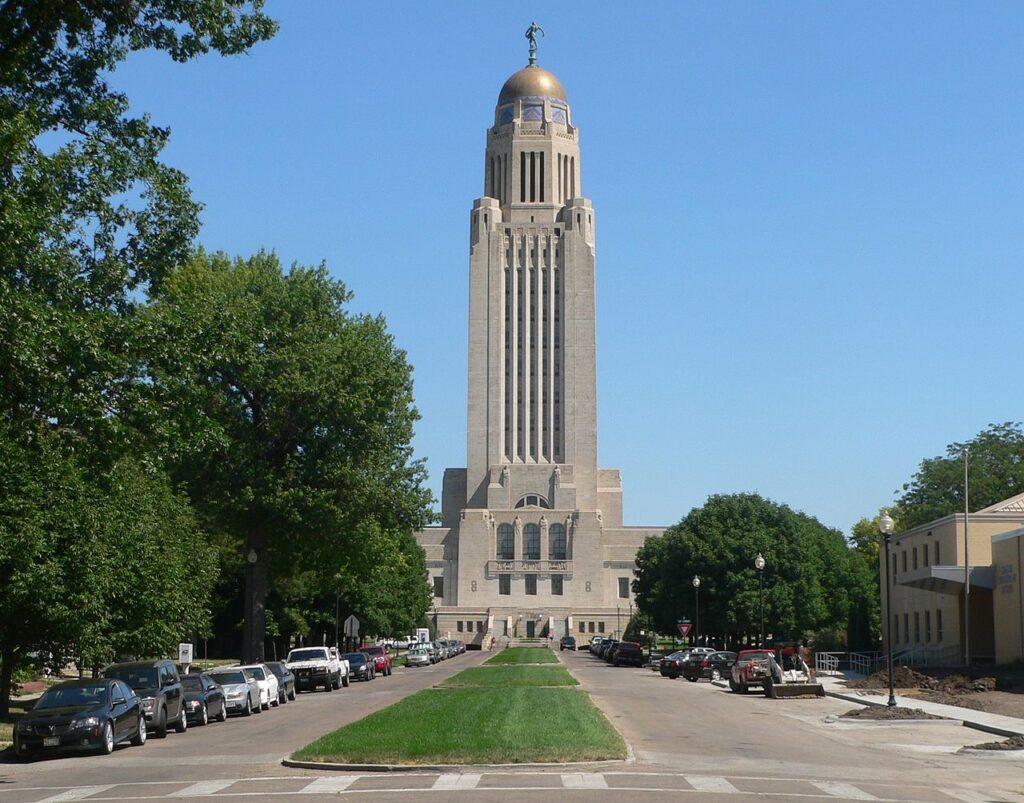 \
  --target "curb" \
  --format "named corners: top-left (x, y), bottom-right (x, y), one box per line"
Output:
top-left (282, 757), bottom-right (634, 773)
